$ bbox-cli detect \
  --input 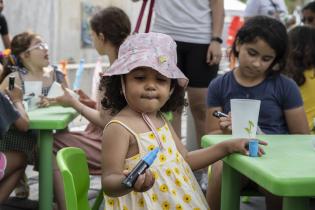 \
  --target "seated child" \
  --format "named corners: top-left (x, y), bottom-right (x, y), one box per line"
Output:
top-left (0, 86), bottom-right (28, 203)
